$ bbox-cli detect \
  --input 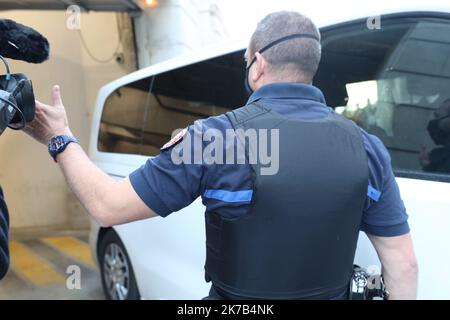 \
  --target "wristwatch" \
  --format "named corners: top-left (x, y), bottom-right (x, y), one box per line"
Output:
top-left (48, 134), bottom-right (78, 162)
